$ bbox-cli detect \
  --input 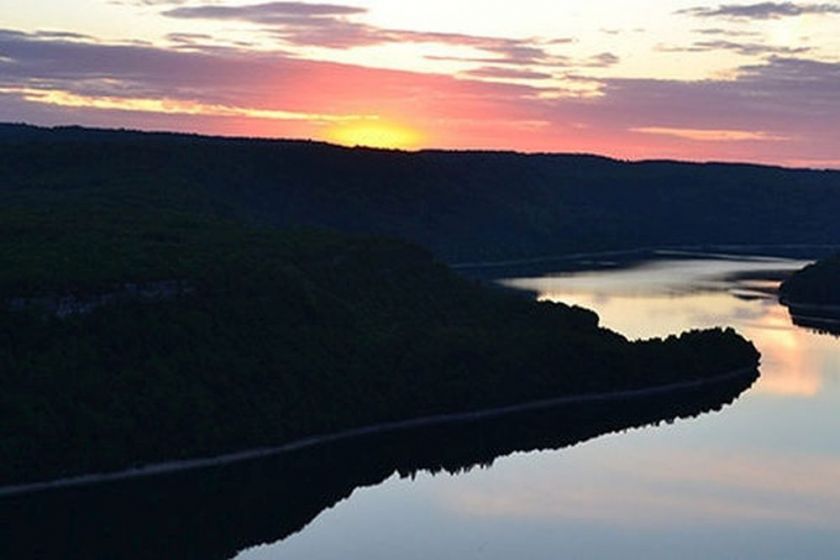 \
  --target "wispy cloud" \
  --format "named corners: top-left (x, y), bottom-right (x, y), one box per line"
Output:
top-left (0, 28), bottom-right (535, 134)
top-left (680, 2), bottom-right (840, 19)
top-left (111, 0), bottom-right (191, 5)
top-left (162, 1), bottom-right (571, 66)
top-left (3, 86), bottom-right (376, 122)
top-left (631, 127), bottom-right (789, 142)
top-left (692, 27), bottom-right (763, 37)
top-left (462, 67), bottom-right (554, 81)
top-left (162, 1), bottom-right (367, 21)
top-left (582, 52), bottom-right (621, 67)
top-left (658, 40), bottom-right (811, 56)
